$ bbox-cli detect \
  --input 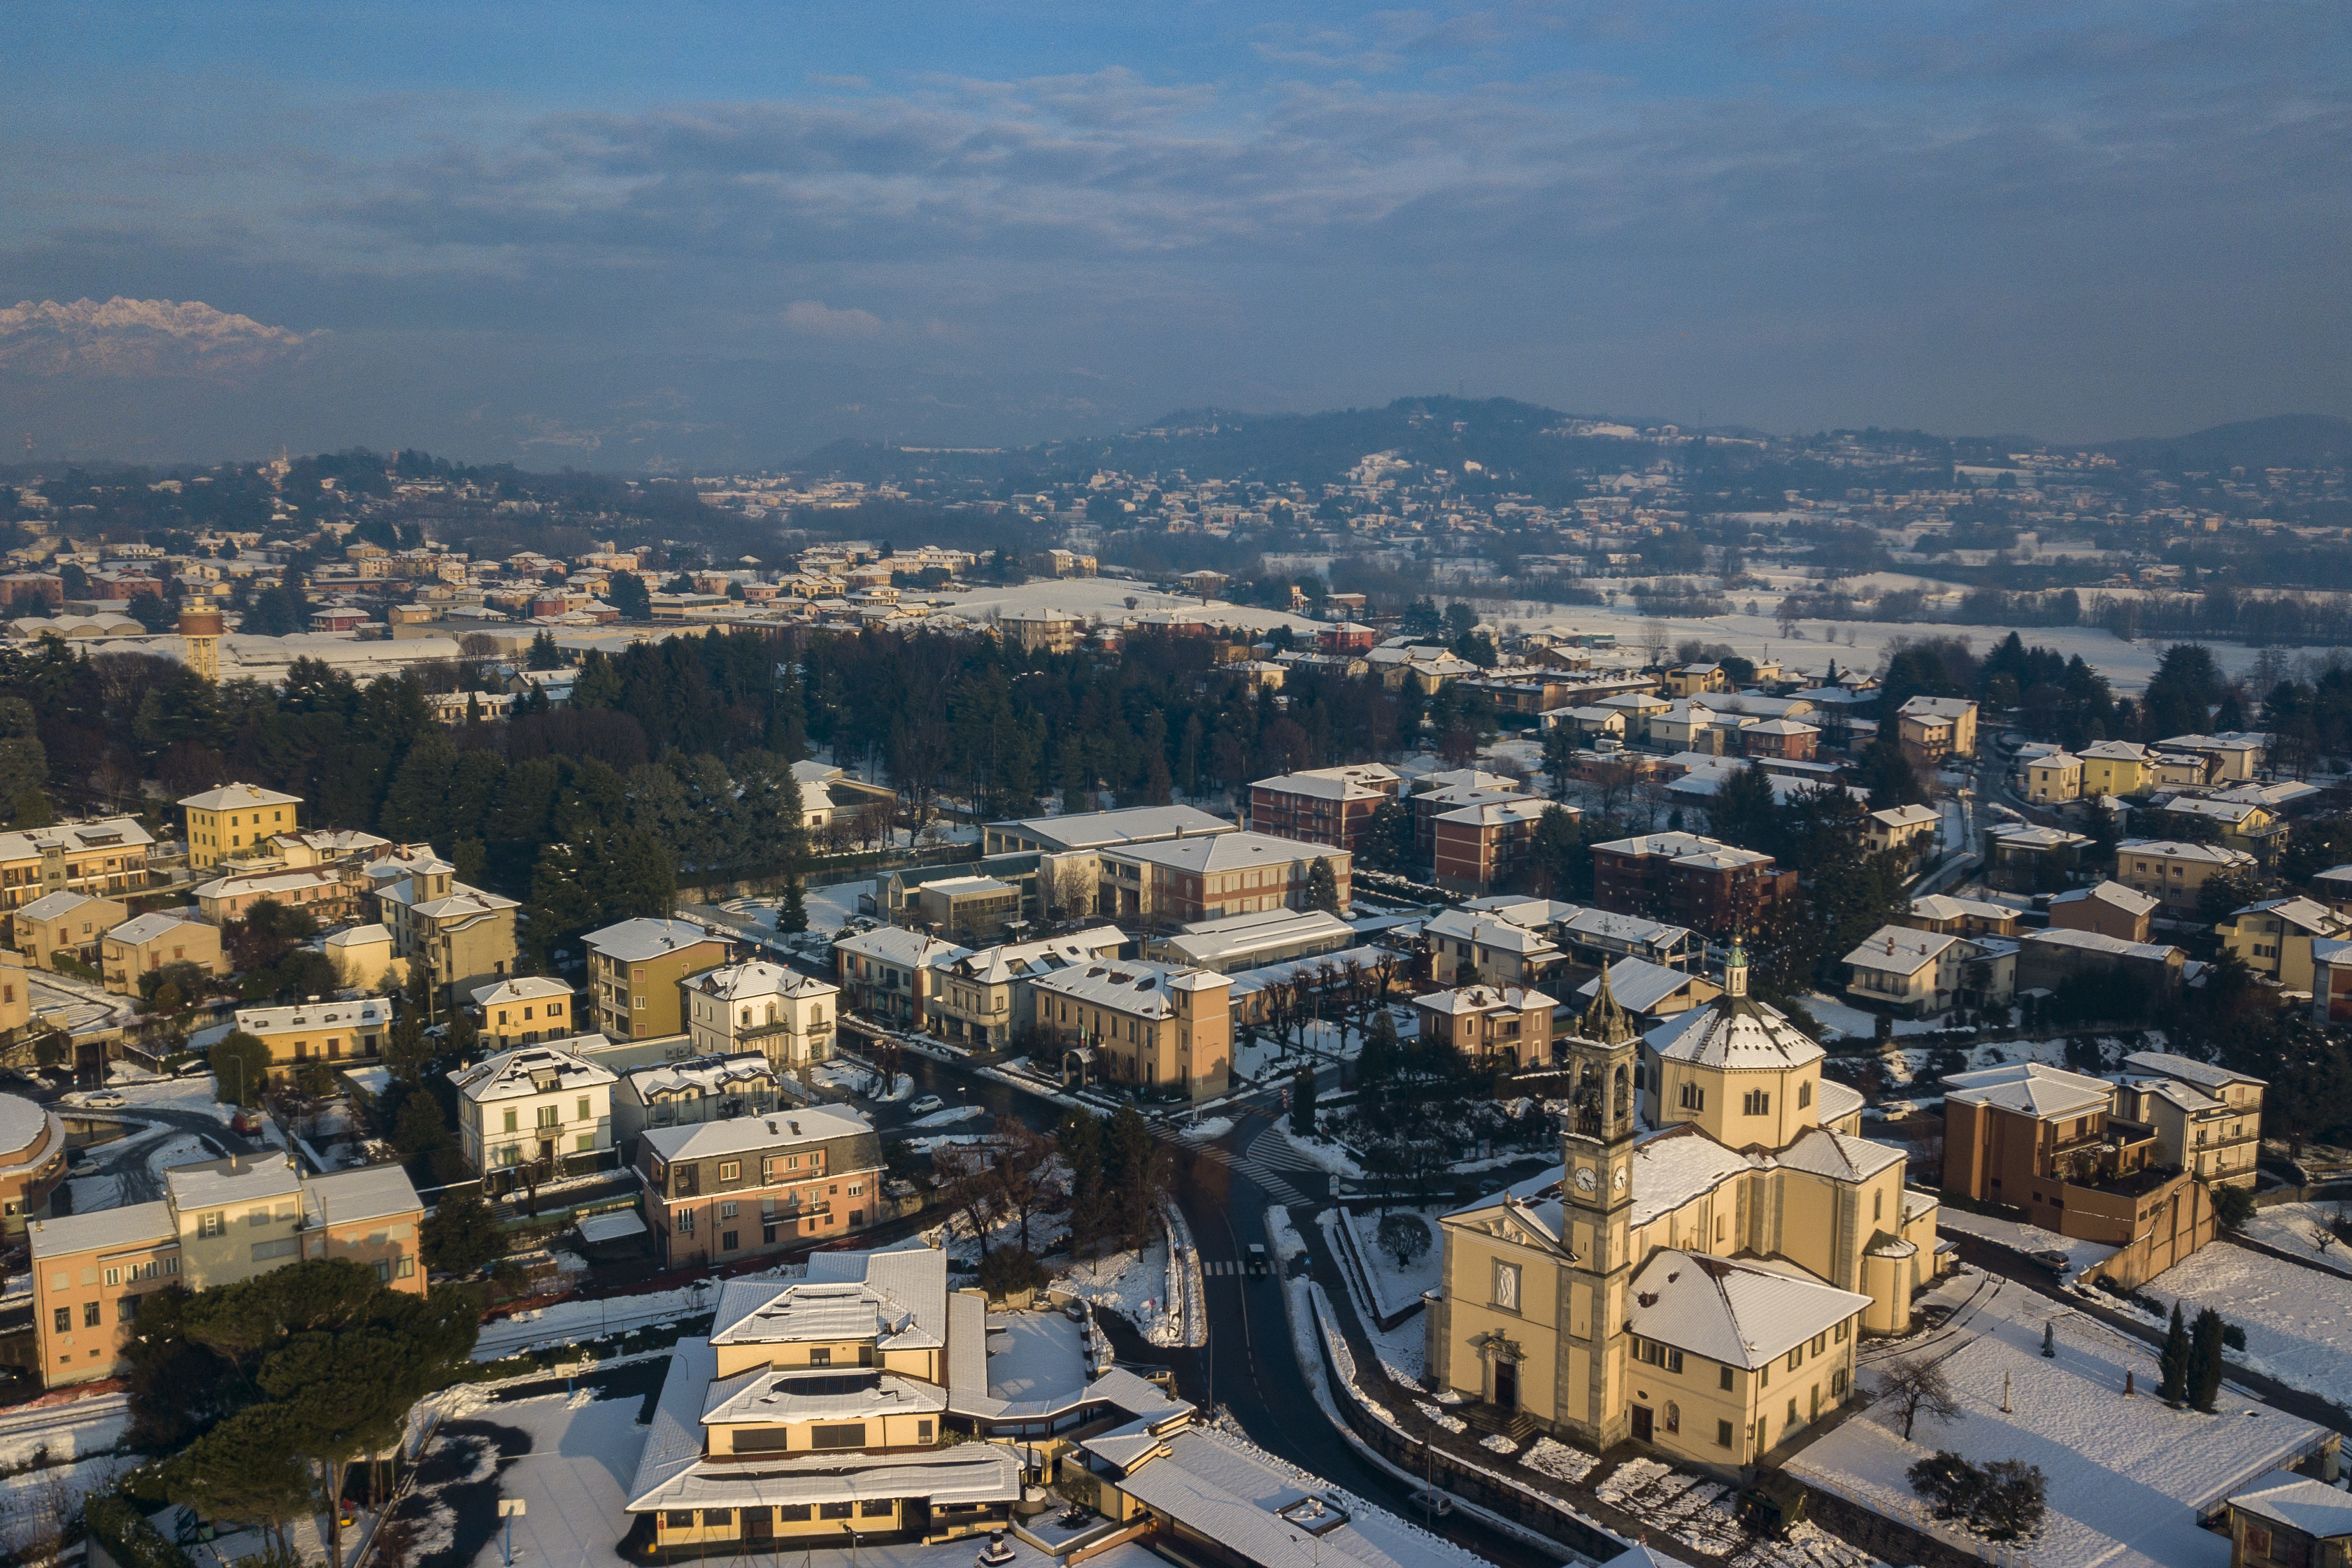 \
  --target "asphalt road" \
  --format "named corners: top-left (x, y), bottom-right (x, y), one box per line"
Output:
top-left (59, 1104), bottom-right (265, 1209)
